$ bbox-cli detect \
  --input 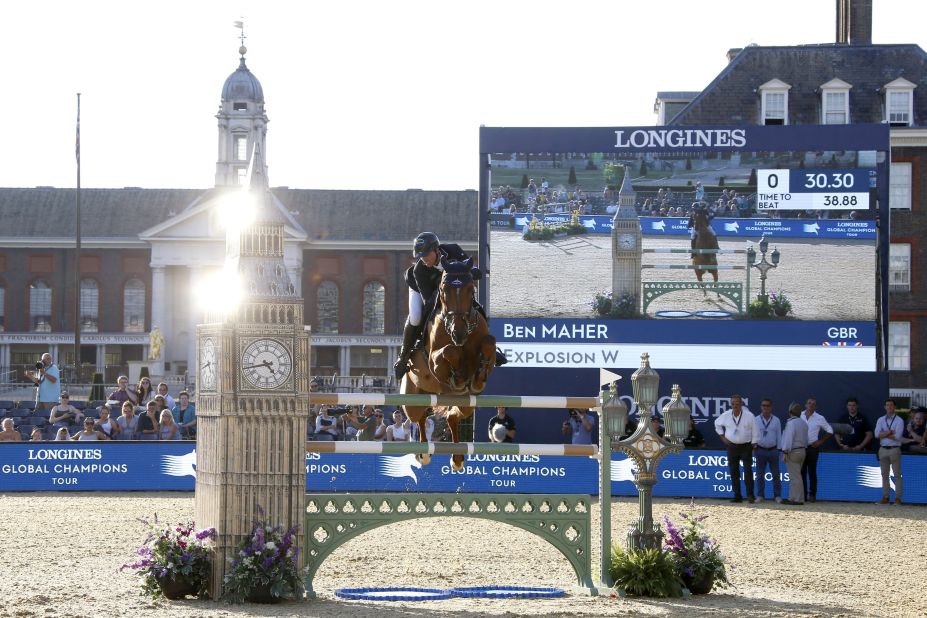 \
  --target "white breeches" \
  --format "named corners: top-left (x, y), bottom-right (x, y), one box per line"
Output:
top-left (408, 289), bottom-right (425, 326)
